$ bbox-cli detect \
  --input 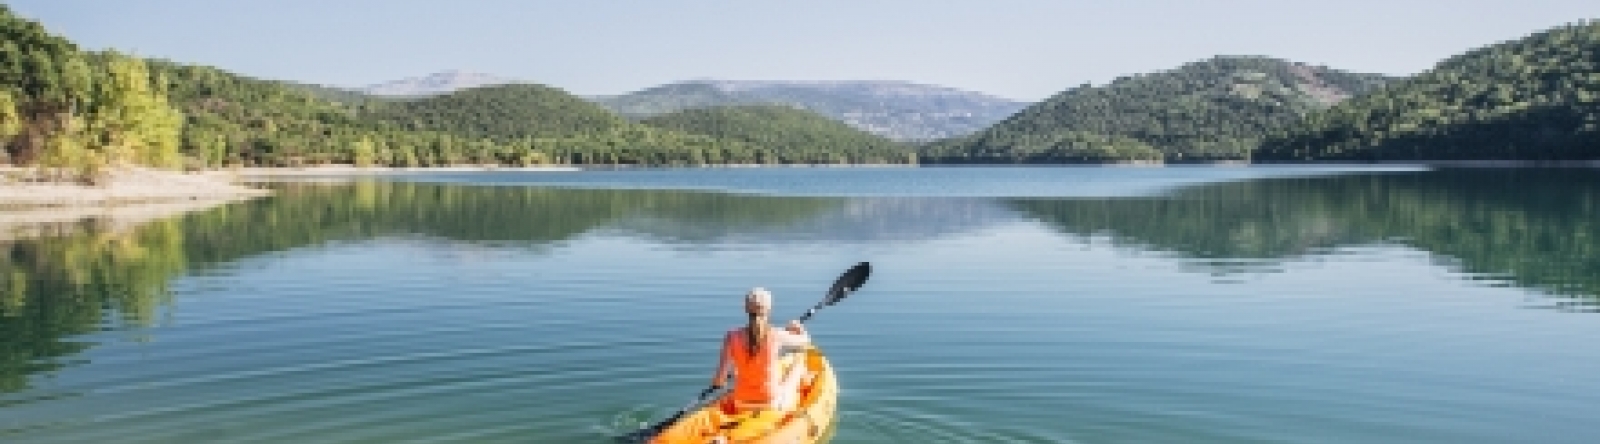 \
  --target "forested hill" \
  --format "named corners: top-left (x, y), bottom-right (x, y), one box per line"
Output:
top-left (0, 6), bottom-right (185, 178)
top-left (591, 82), bottom-right (755, 118)
top-left (157, 64), bottom-right (915, 167)
top-left (923, 56), bottom-right (1393, 163)
top-left (594, 80), bottom-right (1028, 142)
top-left (359, 84), bottom-right (630, 140)
top-left (640, 105), bottom-right (912, 163)
top-left (1254, 21), bottom-right (1600, 161)
top-left (2, 5), bottom-right (920, 169)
